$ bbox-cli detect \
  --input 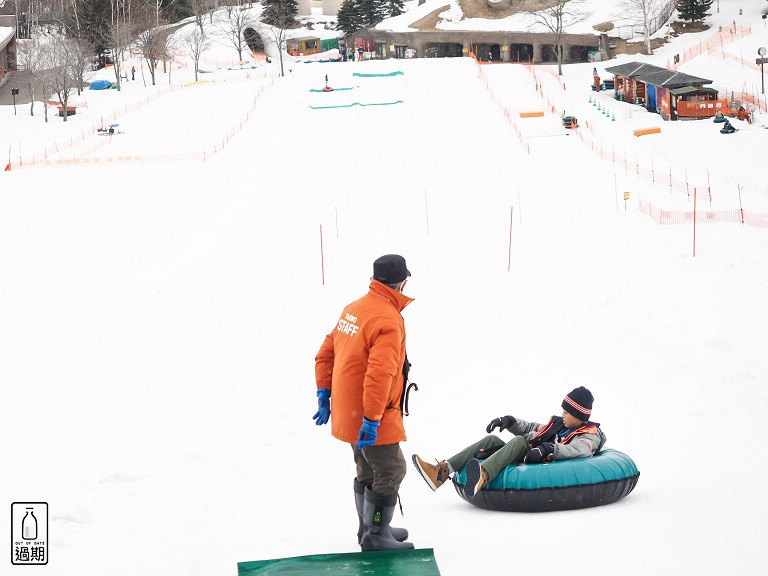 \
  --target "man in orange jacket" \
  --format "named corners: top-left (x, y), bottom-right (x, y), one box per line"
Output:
top-left (314, 254), bottom-right (415, 551)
